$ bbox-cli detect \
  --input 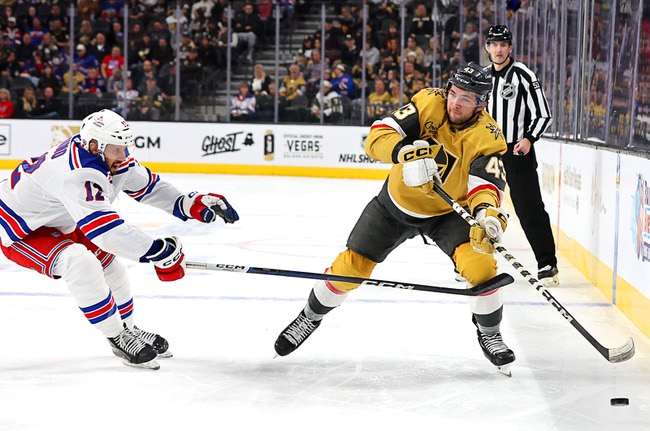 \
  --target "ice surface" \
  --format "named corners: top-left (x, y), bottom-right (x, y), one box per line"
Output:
top-left (0, 172), bottom-right (648, 431)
